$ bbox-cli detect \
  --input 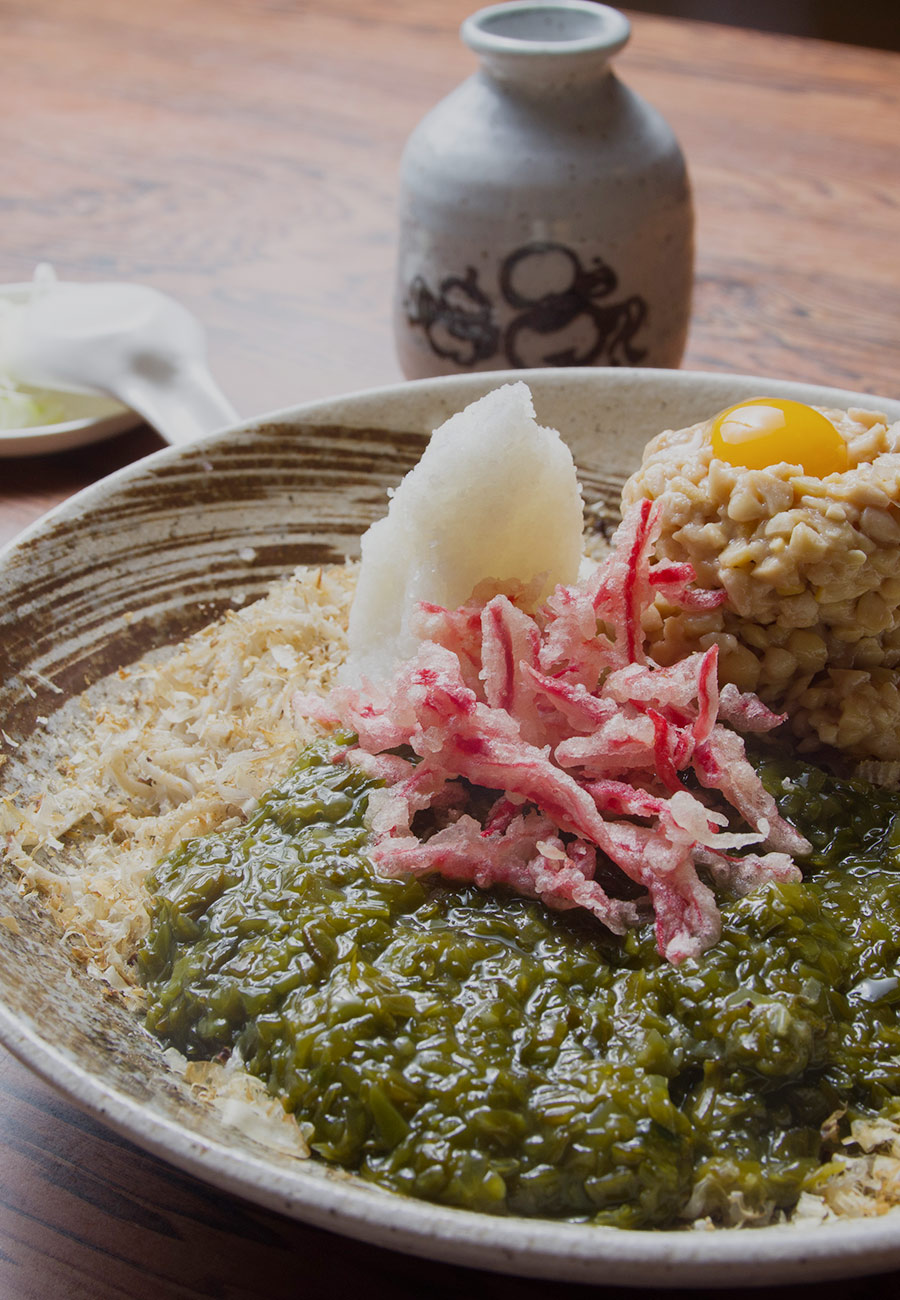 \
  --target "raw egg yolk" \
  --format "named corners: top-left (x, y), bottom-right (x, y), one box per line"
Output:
top-left (709, 398), bottom-right (848, 477)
